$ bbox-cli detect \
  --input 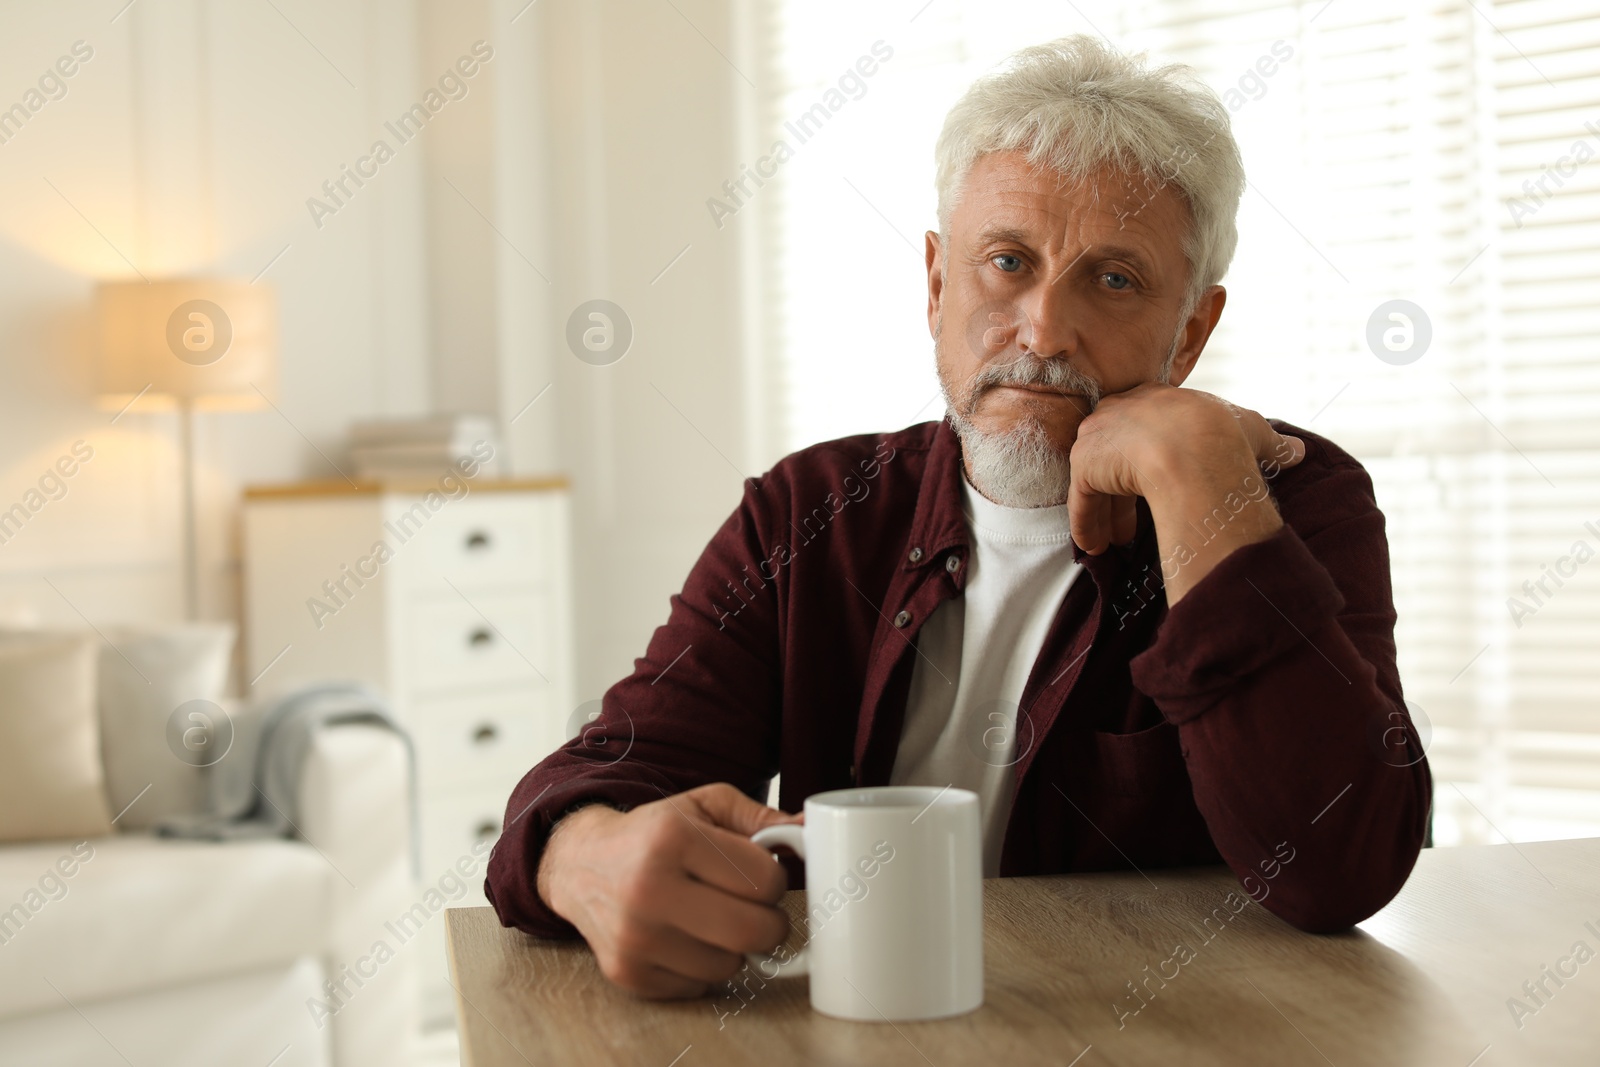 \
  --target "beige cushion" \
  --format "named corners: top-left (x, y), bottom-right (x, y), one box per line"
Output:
top-left (0, 634), bottom-right (113, 842)
top-left (97, 623), bottom-right (235, 830)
